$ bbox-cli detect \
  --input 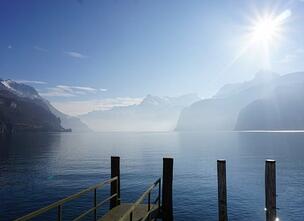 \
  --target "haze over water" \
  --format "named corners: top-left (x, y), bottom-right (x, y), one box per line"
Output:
top-left (1, 131), bottom-right (304, 221)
